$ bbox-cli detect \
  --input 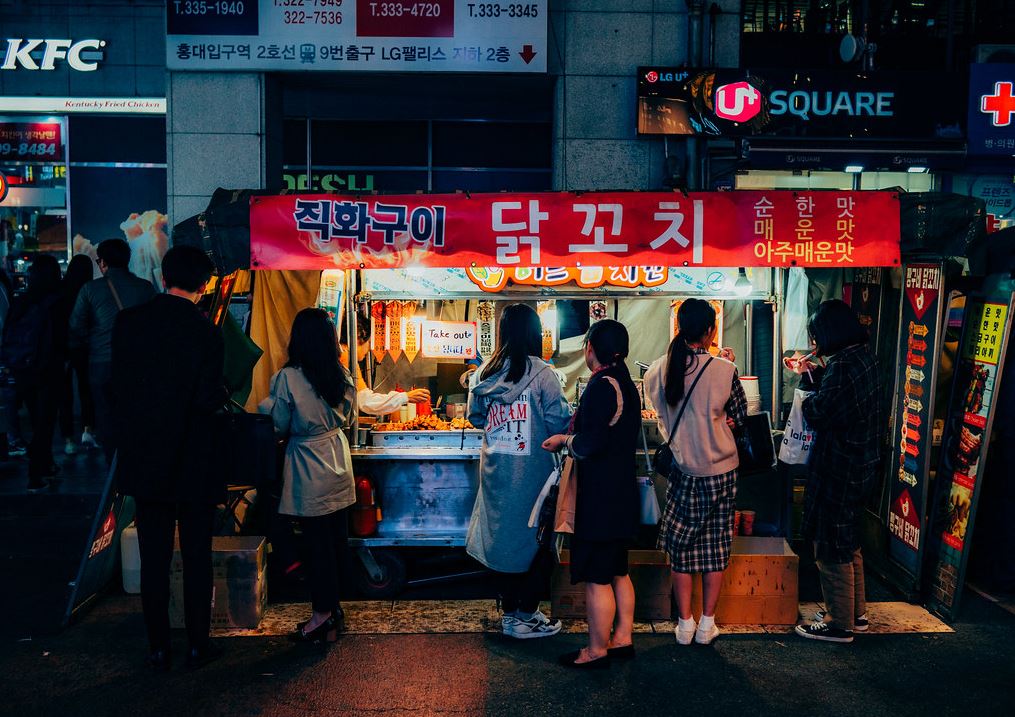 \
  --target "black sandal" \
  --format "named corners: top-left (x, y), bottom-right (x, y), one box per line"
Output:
top-left (290, 615), bottom-right (338, 644)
